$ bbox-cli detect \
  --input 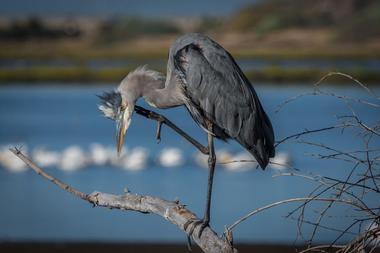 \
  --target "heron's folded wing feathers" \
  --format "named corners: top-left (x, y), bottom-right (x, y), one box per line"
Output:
top-left (174, 44), bottom-right (252, 139)
top-left (171, 35), bottom-right (275, 167)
